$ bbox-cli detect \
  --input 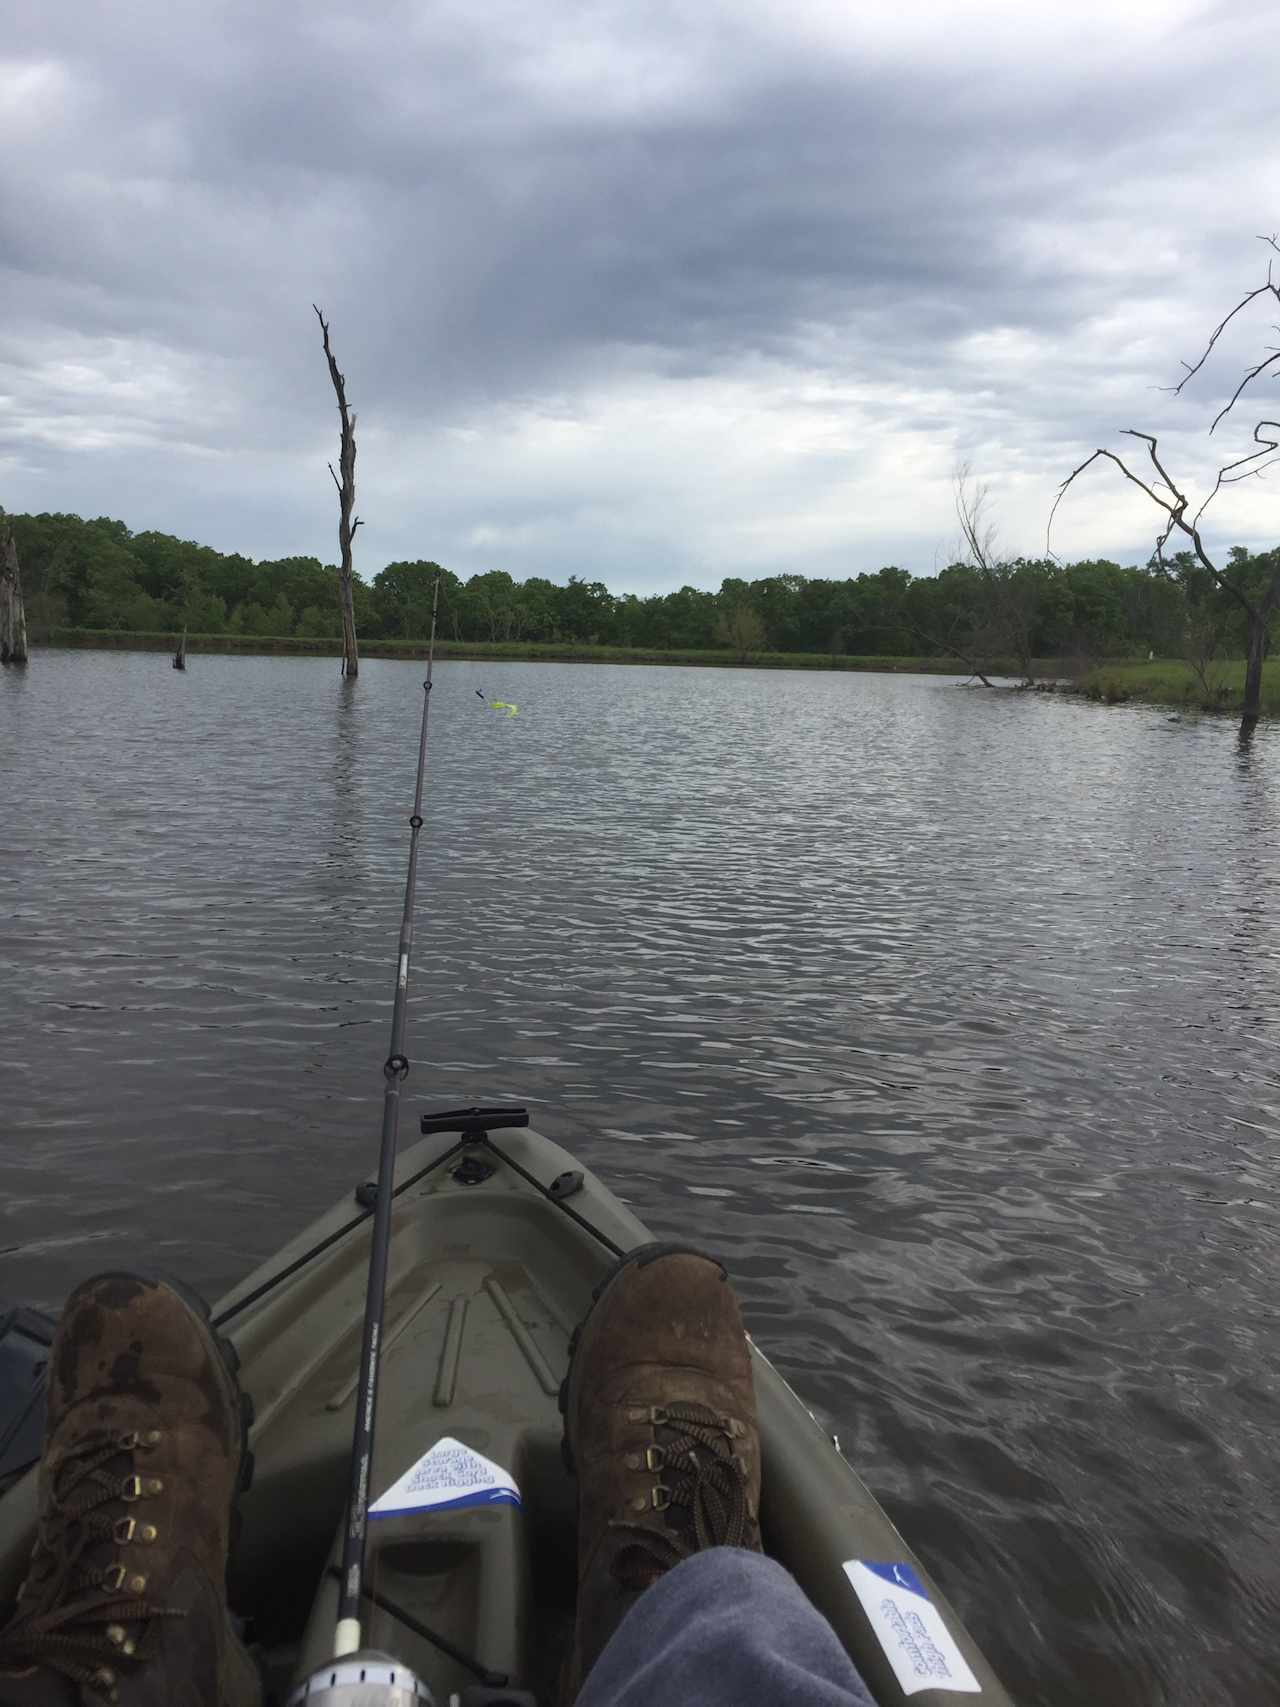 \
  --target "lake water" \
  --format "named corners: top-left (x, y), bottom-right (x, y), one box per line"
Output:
top-left (2, 649), bottom-right (1278, 1704)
